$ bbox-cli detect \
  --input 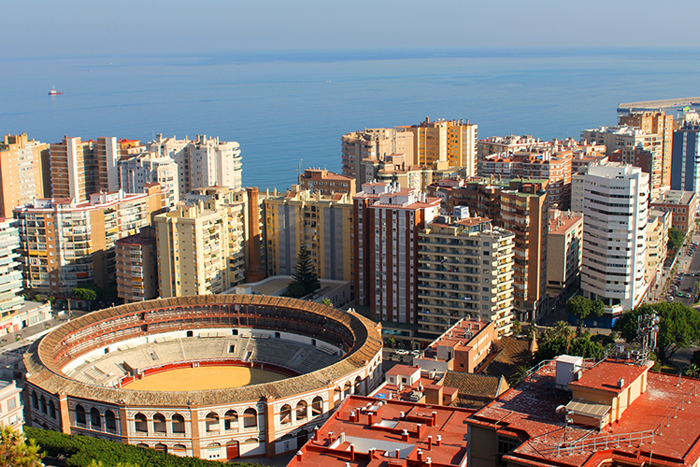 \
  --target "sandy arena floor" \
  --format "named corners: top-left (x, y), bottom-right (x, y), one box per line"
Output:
top-left (124, 366), bottom-right (287, 391)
